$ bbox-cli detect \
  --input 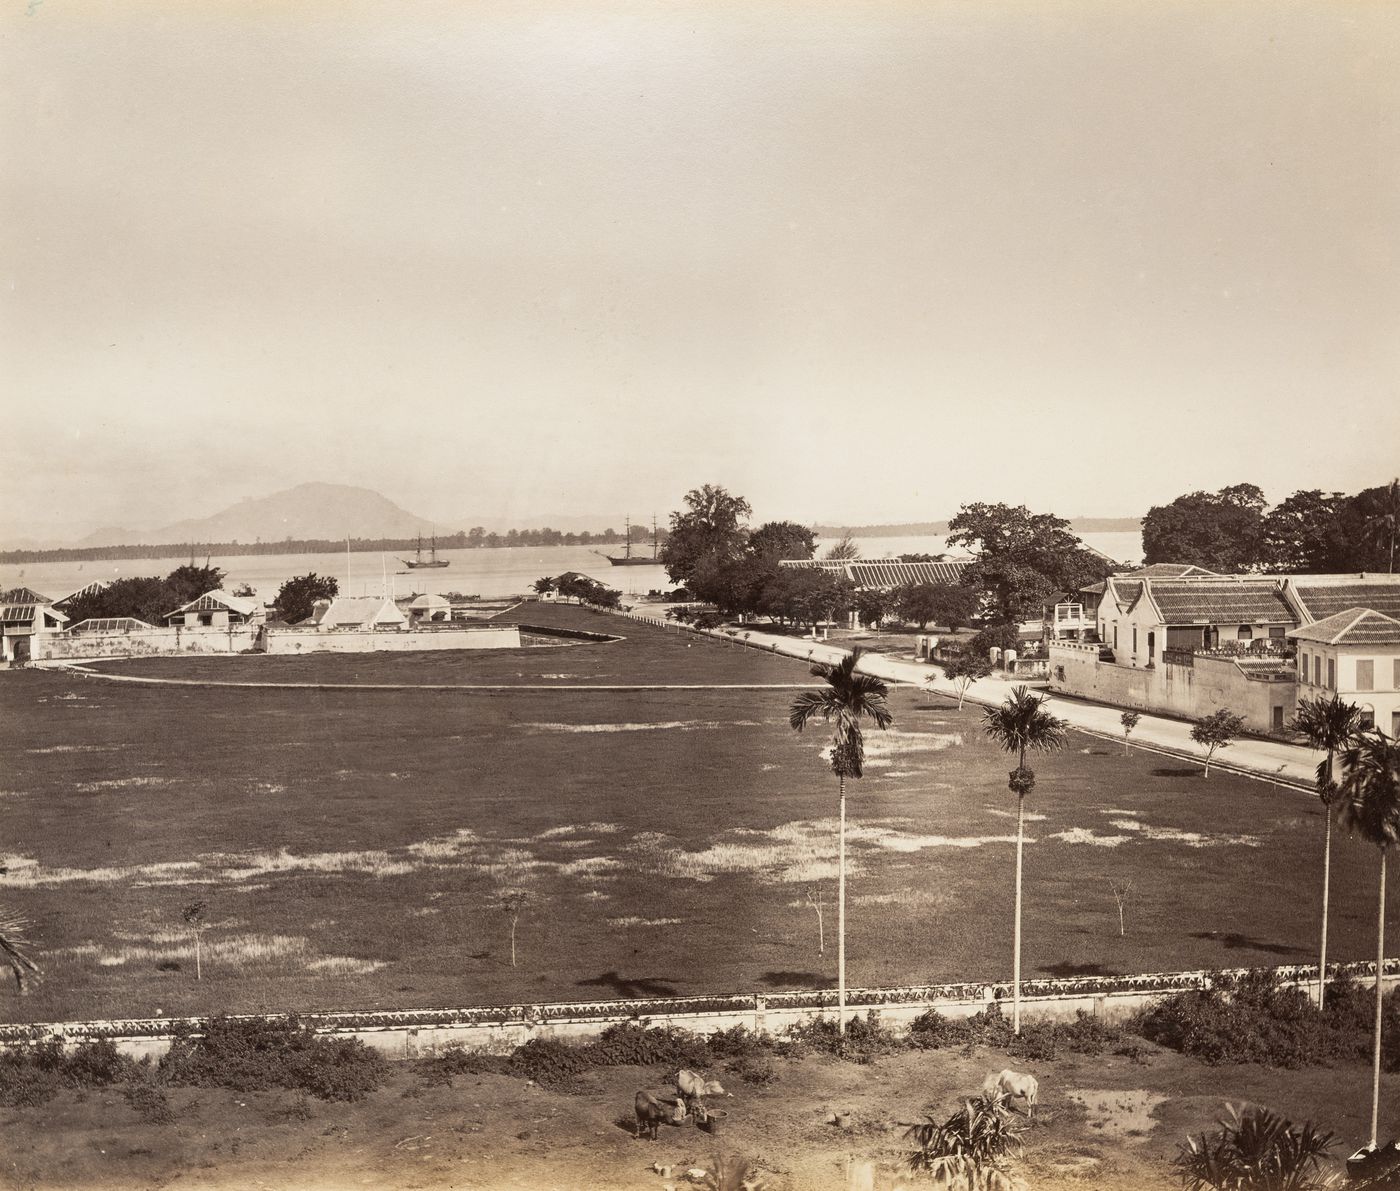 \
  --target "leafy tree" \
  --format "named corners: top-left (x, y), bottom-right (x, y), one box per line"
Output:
top-left (897, 583), bottom-right (979, 630)
top-left (659, 485), bottom-right (752, 586)
top-left (1142, 483), bottom-right (1267, 571)
top-left (1190, 709), bottom-right (1246, 778)
top-left (947, 503), bottom-right (1112, 623)
top-left (1352, 477), bottom-right (1400, 573)
top-left (789, 654), bottom-right (893, 1036)
top-left (943, 654), bottom-right (991, 709)
top-left (824, 532), bottom-right (860, 561)
top-left (981, 687), bottom-right (1068, 1032)
top-left (60, 576), bottom-right (177, 626)
top-left (0, 909), bottom-right (38, 995)
top-left (531, 576), bottom-right (555, 596)
top-left (274, 573), bottom-right (339, 625)
top-left (1336, 729), bottom-right (1400, 1149)
top-left (760, 568), bottom-right (851, 633)
top-left (166, 563), bottom-right (229, 606)
top-left (747, 521), bottom-right (816, 562)
top-left (1175, 1104), bottom-right (1336, 1191)
top-left (853, 588), bottom-right (888, 628)
top-left (1289, 696), bottom-right (1363, 1010)
top-left (967, 624), bottom-right (1020, 659)
top-left (1261, 490), bottom-right (1352, 573)
top-left (1120, 710), bottom-right (1141, 755)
